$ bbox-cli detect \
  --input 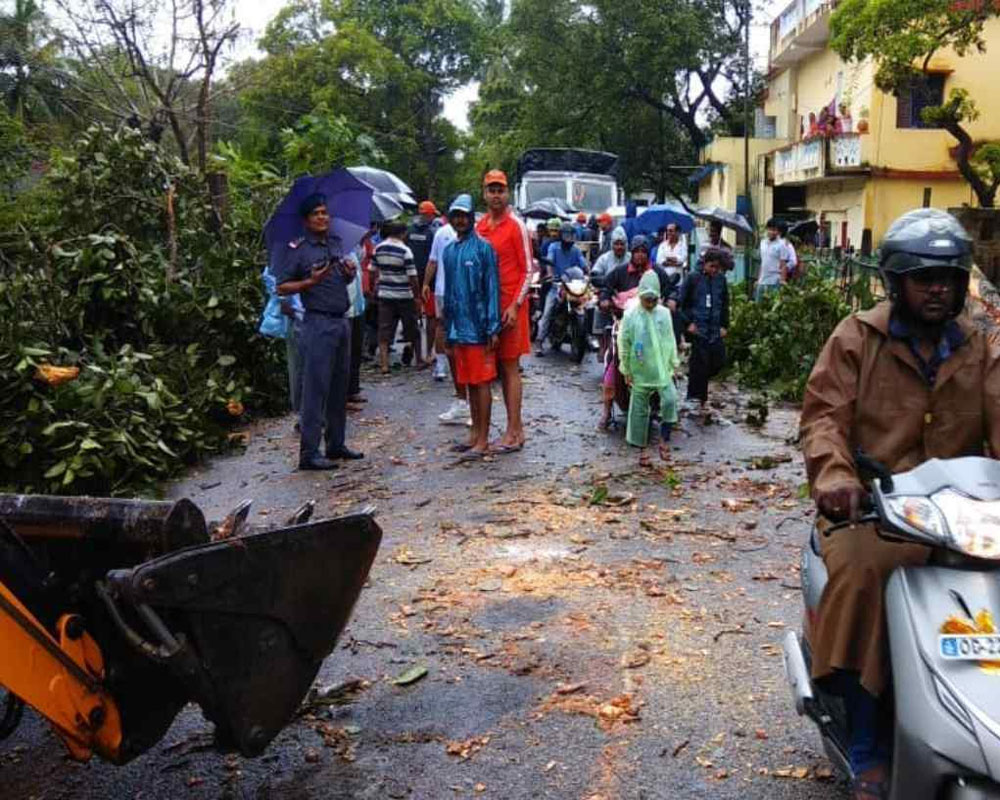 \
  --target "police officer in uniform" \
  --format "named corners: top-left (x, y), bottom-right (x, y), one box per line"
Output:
top-left (277, 193), bottom-right (364, 470)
